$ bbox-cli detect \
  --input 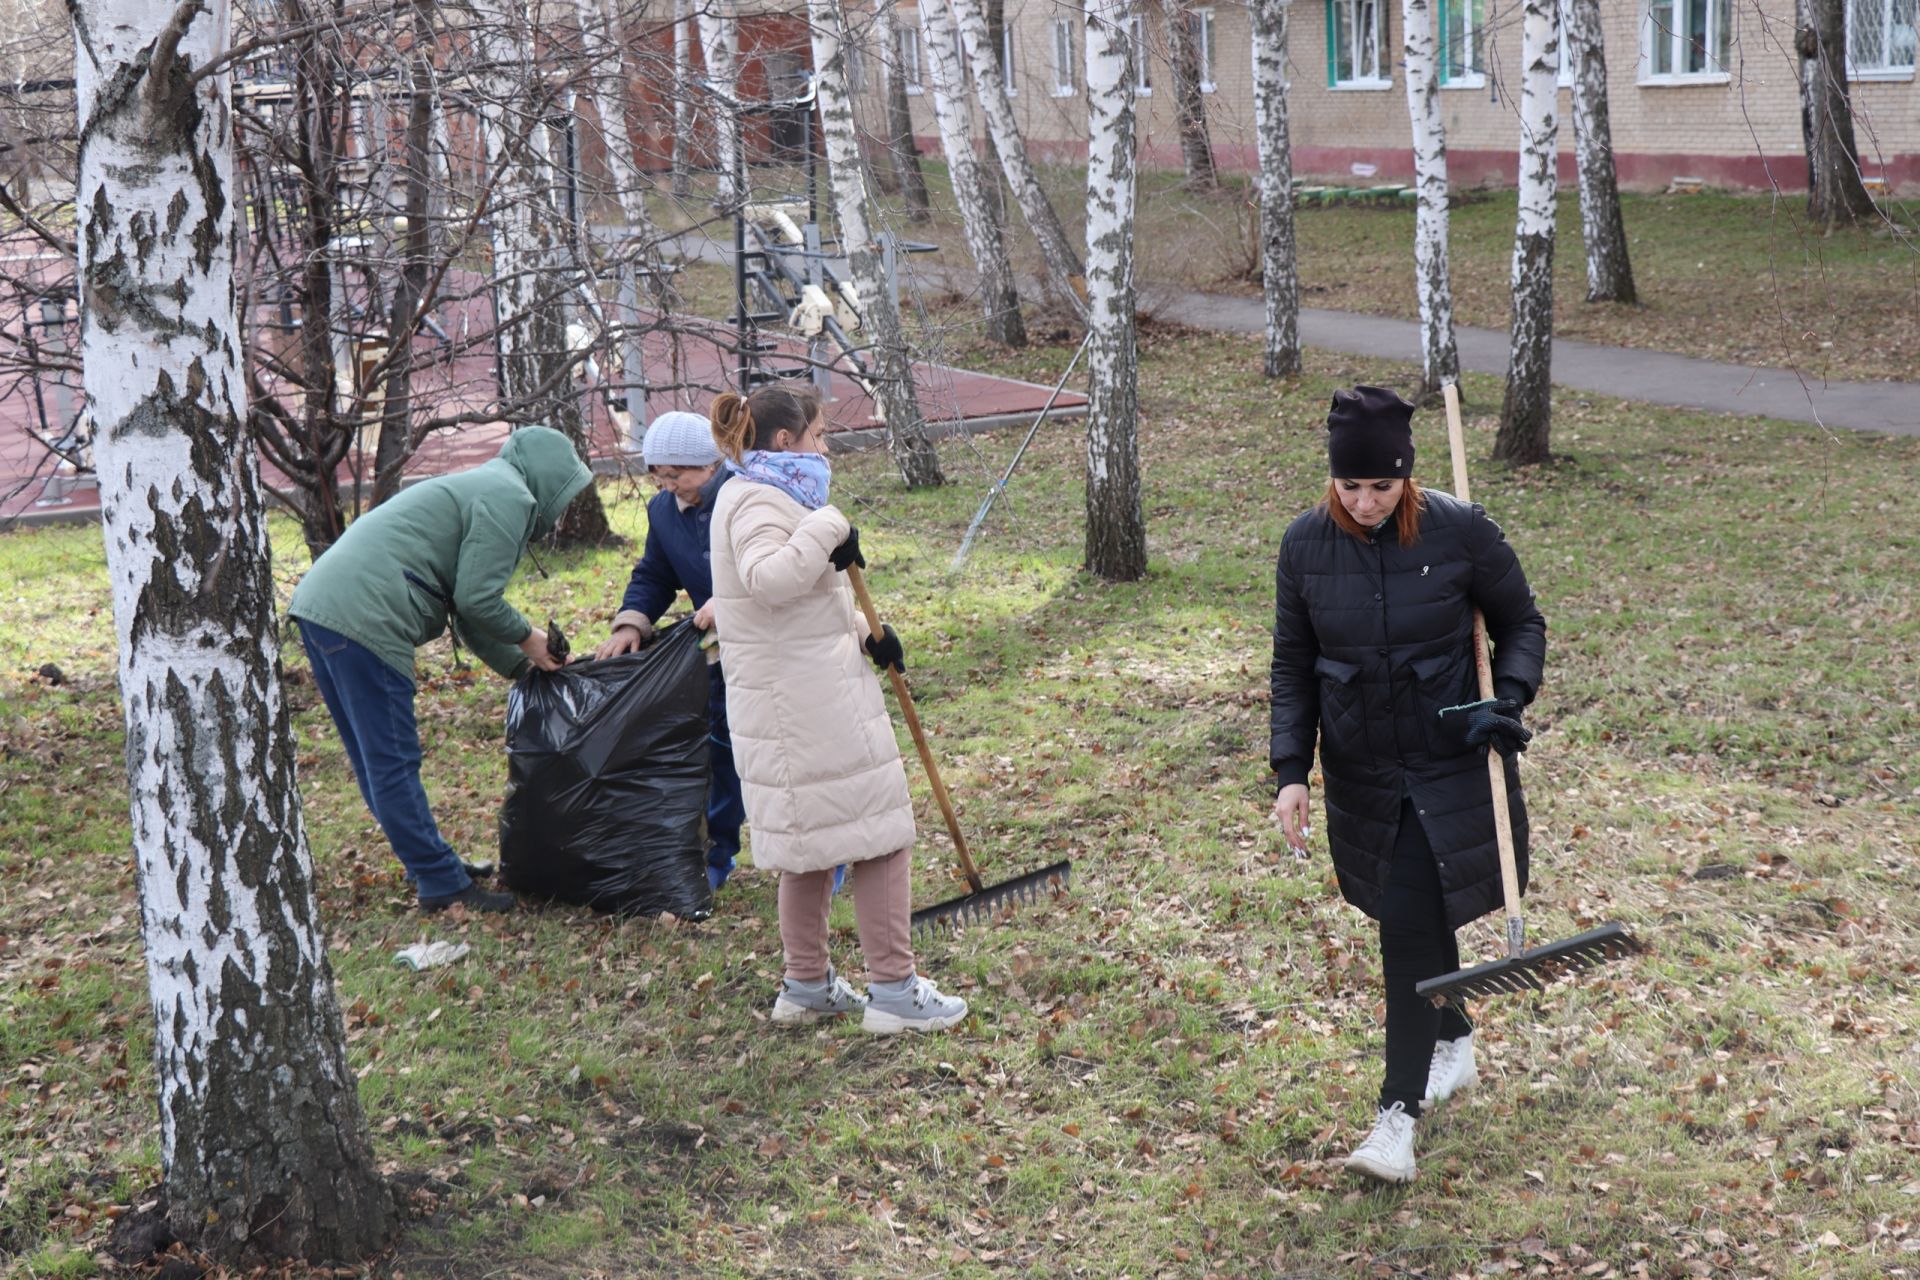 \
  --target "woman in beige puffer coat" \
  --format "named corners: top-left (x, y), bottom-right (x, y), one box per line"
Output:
top-left (708, 385), bottom-right (969, 1035)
